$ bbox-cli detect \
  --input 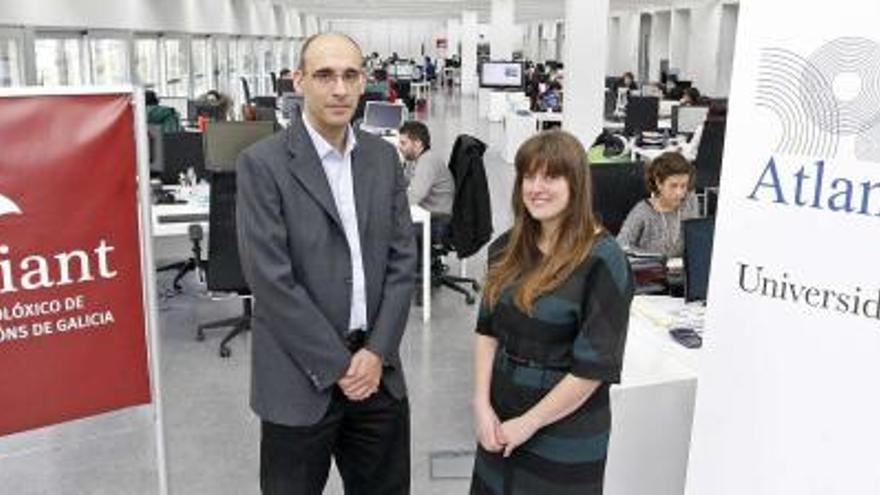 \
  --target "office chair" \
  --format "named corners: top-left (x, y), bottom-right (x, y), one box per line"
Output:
top-left (693, 118), bottom-right (726, 190)
top-left (270, 71), bottom-right (277, 94)
top-left (591, 161), bottom-right (649, 236)
top-left (157, 224), bottom-right (206, 292)
top-left (240, 77), bottom-right (252, 104)
top-left (196, 172), bottom-right (252, 358)
top-left (431, 135), bottom-right (492, 304)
